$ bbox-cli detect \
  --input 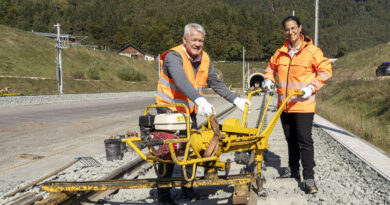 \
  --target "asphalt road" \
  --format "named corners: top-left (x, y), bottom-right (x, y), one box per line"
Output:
top-left (0, 95), bottom-right (155, 190)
